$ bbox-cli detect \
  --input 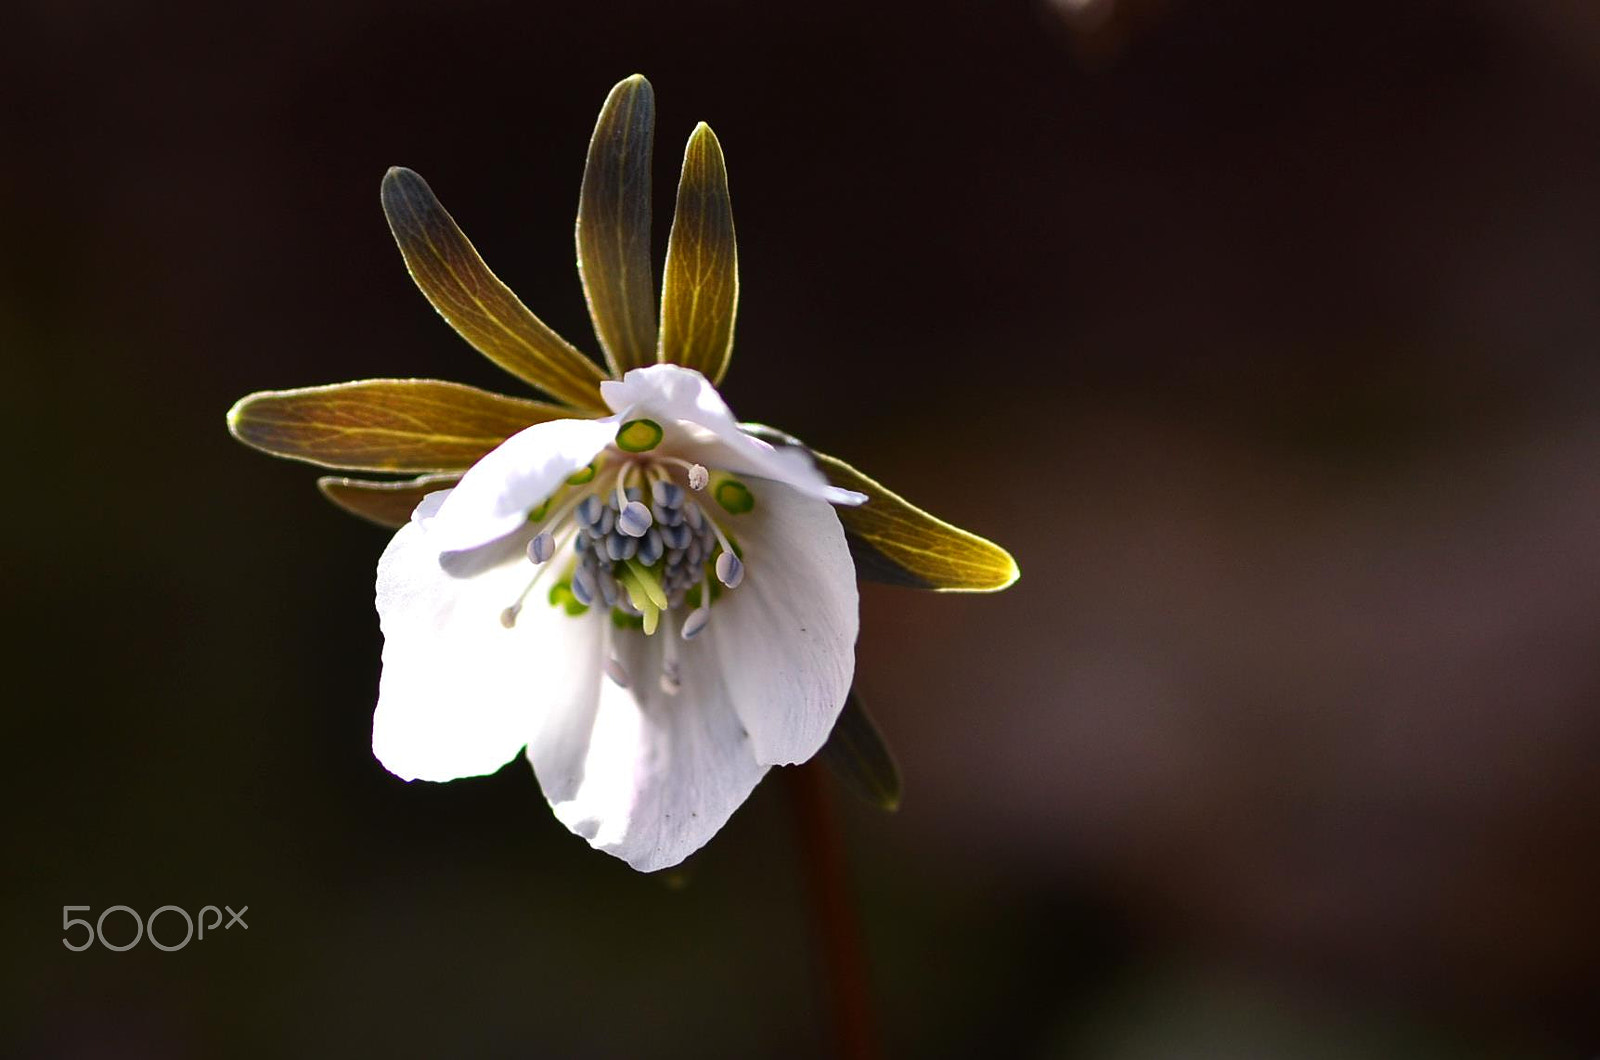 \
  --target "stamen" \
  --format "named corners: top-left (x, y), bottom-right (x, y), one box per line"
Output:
top-left (500, 526), bottom-right (577, 626)
top-left (694, 501), bottom-right (739, 567)
top-left (605, 531), bottom-right (638, 562)
top-left (612, 464), bottom-right (631, 510)
top-left (715, 551), bottom-right (744, 589)
top-left (527, 531), bottom-right (555, 564)
top-left (613, 464), bottom-right (653, 537)
top-left (618, 501), bottom-right (653, 537)
top-left (652, 455), bottom-right (708, 490)
top-left (681, 606), bottom-right (710, 640)
top-left (637, 527), bottom-right (664, 566)
top-left (528, 487), bottom-right (592, 543)
top-left (651, 479), bottom-right (685, 508)
top-left (570, 571), bottom-right (593, 607)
